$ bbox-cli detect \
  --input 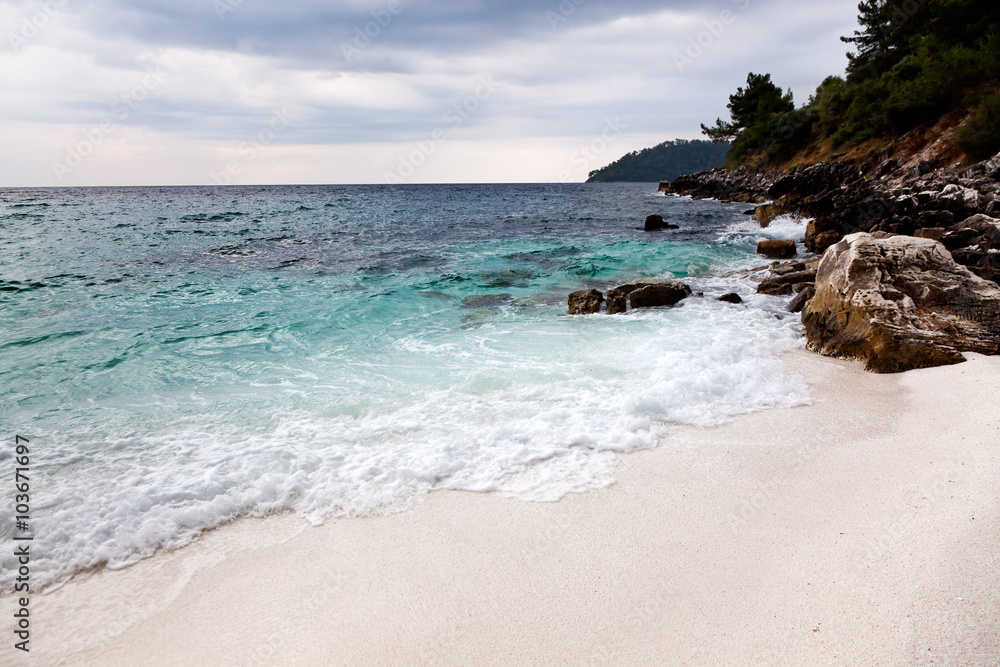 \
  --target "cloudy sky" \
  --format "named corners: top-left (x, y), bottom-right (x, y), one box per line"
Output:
top-left (0, 0), bottom-right (860, 186)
